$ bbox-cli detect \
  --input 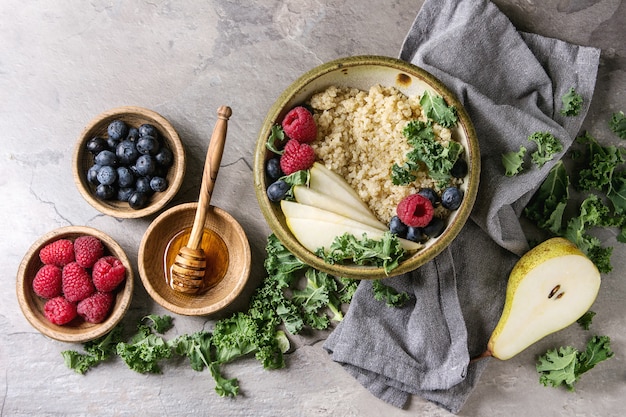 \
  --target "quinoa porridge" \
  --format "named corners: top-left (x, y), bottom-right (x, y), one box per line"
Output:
top-left (308, 84), bottom-right (457, 224)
